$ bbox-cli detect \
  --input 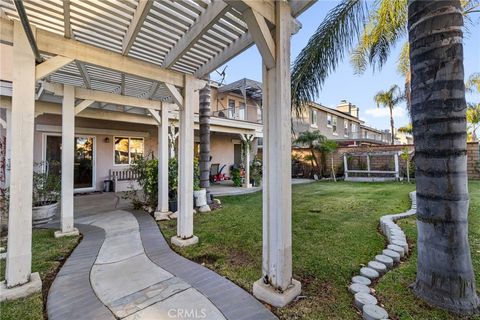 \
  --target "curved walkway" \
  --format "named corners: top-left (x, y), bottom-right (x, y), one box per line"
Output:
top-left (47, 205), bottom-right (276, 320)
